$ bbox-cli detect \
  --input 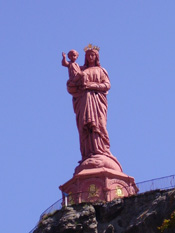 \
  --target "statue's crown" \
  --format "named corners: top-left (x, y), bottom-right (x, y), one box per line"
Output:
top-left (84, 44), bottom-right (100, 52)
